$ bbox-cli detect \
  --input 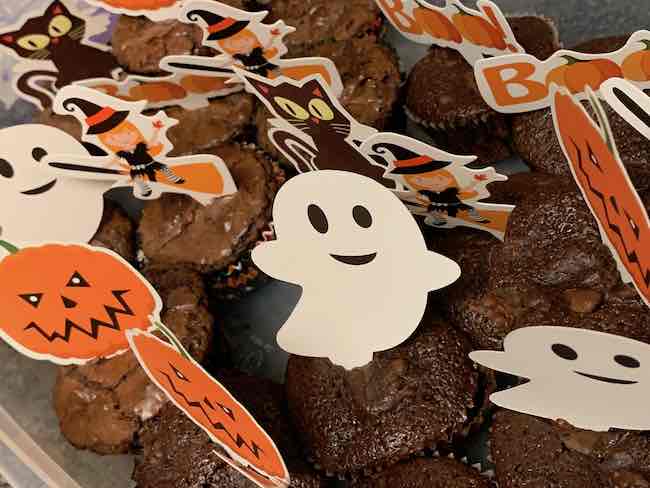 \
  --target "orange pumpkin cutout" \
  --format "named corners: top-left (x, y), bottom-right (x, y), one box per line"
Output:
top-left (451, 8), bottom-right (506, 50)
top-left (551, 88), bottom-right (650, 307)
top-left (546, 56), bottom-right (622, 94)
top-left (0, 243), bottom-right (159, 365)
top-left (128, 330), bottom-right (290, 488)
top-left (622, 40), bottom-right (650, 81)
top-left (99, 0), bottom-right (177, 9)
